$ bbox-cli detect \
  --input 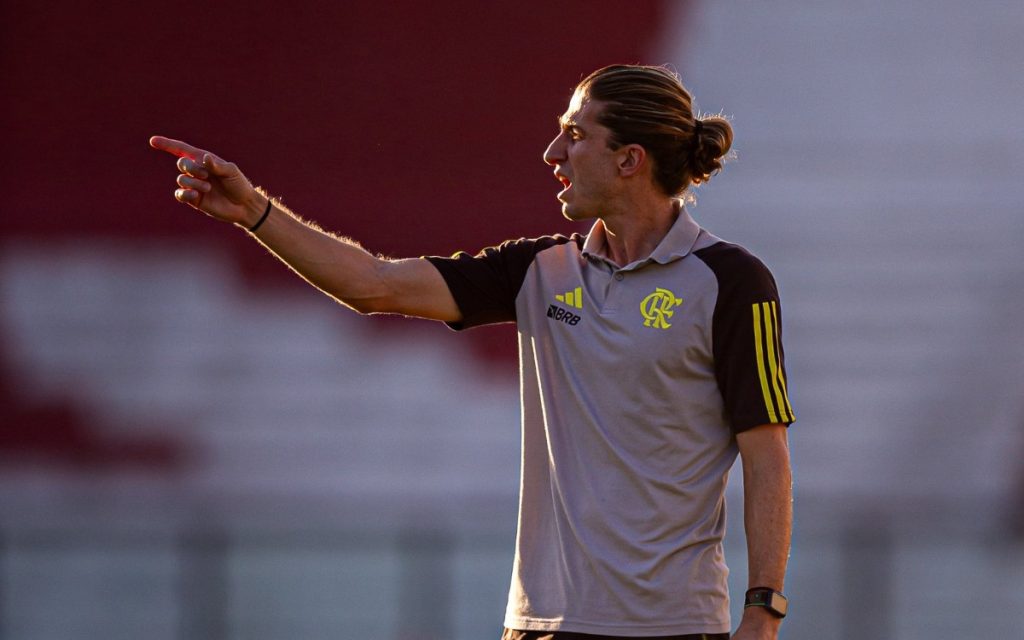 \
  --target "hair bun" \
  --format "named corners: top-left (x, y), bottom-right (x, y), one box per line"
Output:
top-left (688, 116), bottom-right (733, 186)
